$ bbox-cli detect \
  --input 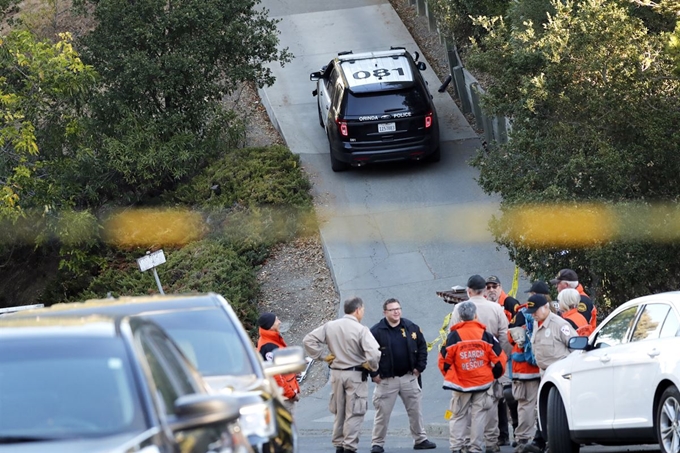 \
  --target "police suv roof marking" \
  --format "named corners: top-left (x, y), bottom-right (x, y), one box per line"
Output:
top-left (340, 55), bottom-right (414, 88)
